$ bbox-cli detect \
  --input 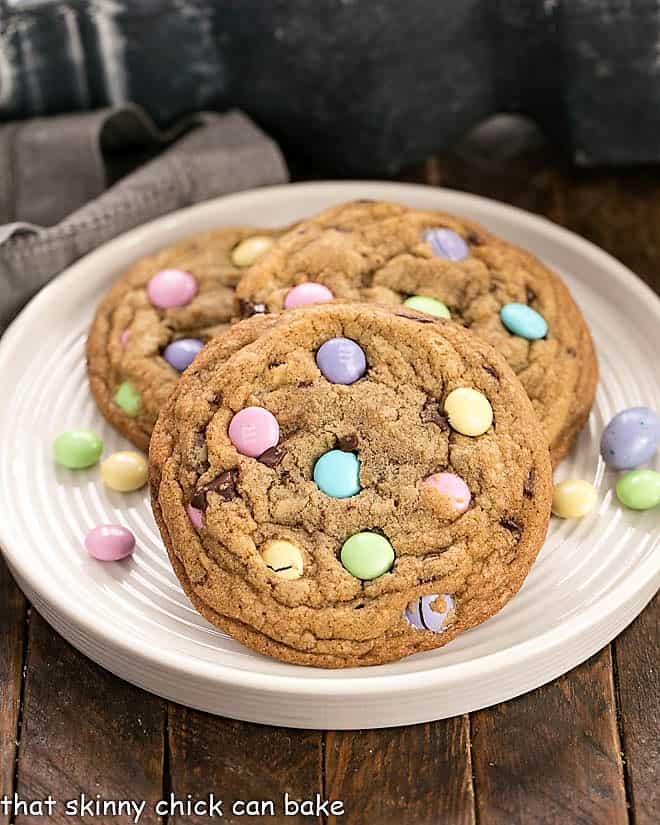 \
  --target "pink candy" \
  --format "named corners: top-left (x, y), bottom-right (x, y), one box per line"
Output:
top-left (424, 472), bottom-right (471, 513)
top-left (147, 269), bottom-right (198, 309)
top-left (84, 524), bottom-right (135, 561)
top-left (228, 406), bottom-right (280, 457)
top-left (284, 282), bottom-right (334, 309)
top-left (120, 329), bottom-right (129, 348)
top-left (186, 503), bottom-right (203, 530)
